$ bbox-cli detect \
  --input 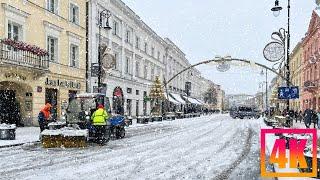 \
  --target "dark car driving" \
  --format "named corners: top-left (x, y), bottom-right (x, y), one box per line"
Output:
top-left (230, 106), bottom-right (255, 119)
